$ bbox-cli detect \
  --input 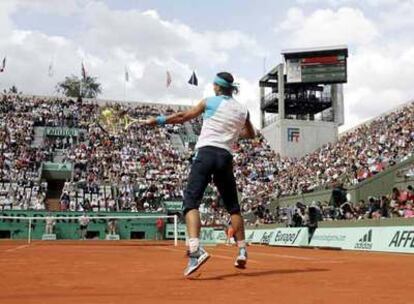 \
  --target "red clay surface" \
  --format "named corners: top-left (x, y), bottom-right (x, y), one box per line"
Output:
top-left (1, 240), bottom-right (413, 304)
